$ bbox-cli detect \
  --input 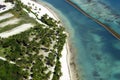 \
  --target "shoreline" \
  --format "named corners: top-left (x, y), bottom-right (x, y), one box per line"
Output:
top-left (66, 37), bottom-right (80, 80)
top-left (33, 0), bottom-right (80, 80)
top-left (0, 0), bottom-right (79, 80)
